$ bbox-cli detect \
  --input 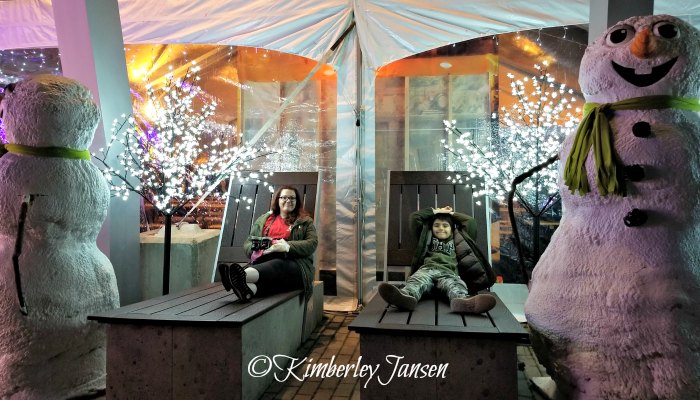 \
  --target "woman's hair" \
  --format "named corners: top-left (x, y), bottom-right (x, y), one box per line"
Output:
top-left (270, 185), bottom-right (310, 223)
